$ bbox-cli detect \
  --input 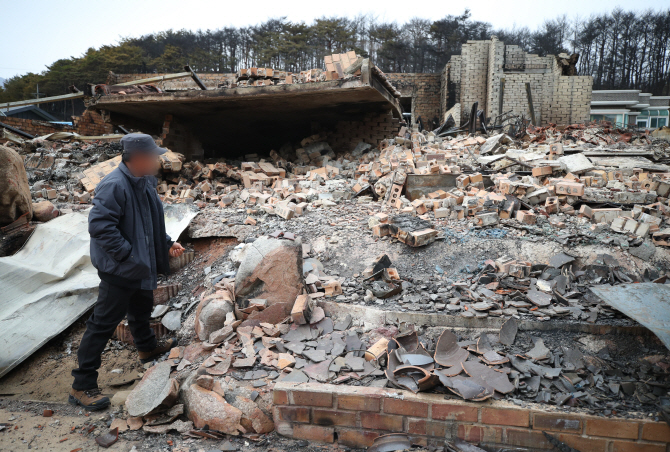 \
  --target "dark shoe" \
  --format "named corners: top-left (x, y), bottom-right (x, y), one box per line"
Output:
top-left (69, 388), bottom-right (110, 411)
top-left (138, 337), bottom-right (177, 364)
